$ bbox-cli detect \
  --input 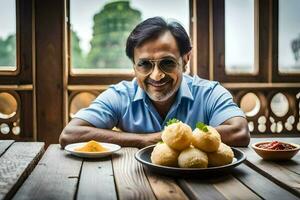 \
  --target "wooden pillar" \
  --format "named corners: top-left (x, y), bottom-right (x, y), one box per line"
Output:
top-left (35, 0), bottom-right (64, 145)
